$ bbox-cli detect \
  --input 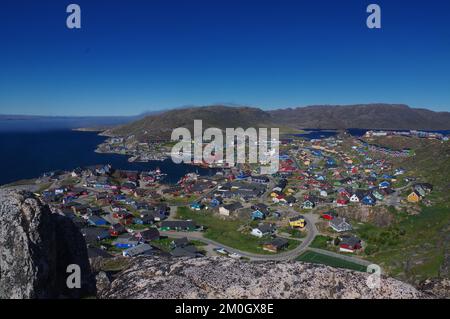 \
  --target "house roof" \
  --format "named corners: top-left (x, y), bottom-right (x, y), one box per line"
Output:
top-left (161, 220), bottom-right (197, 229)
top-left (172, 237), bottom-right (189, 247)
top-left (340, 236), bottom-right (361, 246)
top-left (264, 237), bottom-right (289, 248)
top-left (289, 215), bottom-right (305, 222)
top-left (171, 245), bottom-right (200, 257)
top-left (124, 244), bottom-right (153, 257)
top-left (137, 228), bottom-right (160, 240)
top-left (256, 224), bottom-right (276, 233)
top-left (330, 217), bottom-right (351, 229)
top-left (223, 202), bottom-right (243, 211)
